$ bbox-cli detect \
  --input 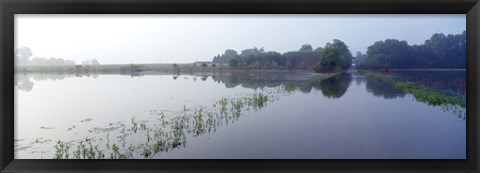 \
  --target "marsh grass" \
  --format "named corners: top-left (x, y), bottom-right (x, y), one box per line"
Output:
top-left (362, 70), bottom-right (466, 108)
top-left (46, 90), bottom-right (283, 159)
